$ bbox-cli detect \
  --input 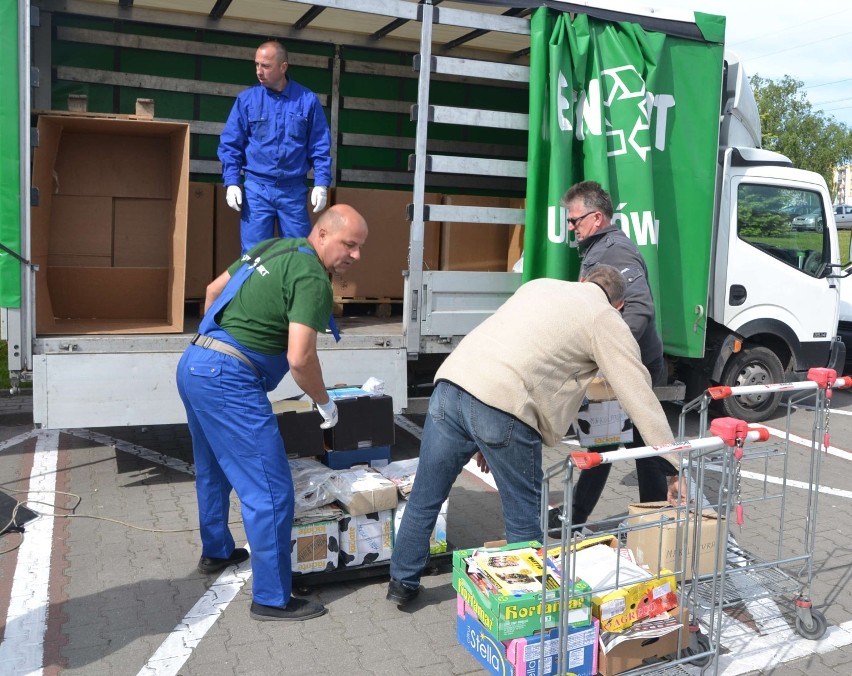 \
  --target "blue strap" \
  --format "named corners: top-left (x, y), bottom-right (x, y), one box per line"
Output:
top-left (297, 246), bottom-right (341, 343)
